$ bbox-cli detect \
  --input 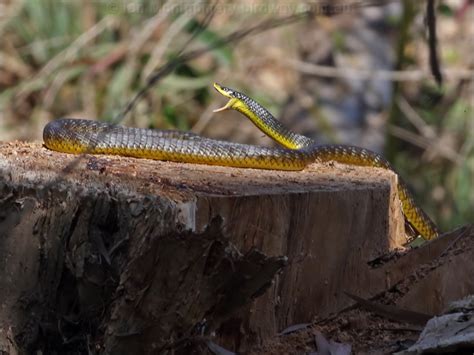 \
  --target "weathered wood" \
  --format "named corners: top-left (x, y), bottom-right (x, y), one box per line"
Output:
top-left (2, 141), bottom-right (465, 353)
top-left (247, 226), bottom-right (474, 354)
